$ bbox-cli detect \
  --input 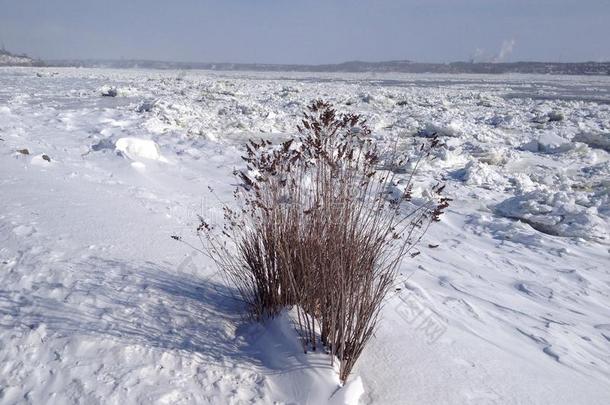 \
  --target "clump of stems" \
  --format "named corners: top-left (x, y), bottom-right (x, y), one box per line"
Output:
top-left (181, 100), bottom-right (449, 383)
